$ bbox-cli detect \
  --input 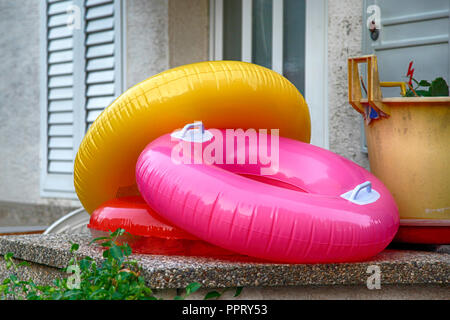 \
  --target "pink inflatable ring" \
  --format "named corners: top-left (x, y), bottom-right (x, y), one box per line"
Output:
top-left (136, 123), bottom-right (399, 263)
